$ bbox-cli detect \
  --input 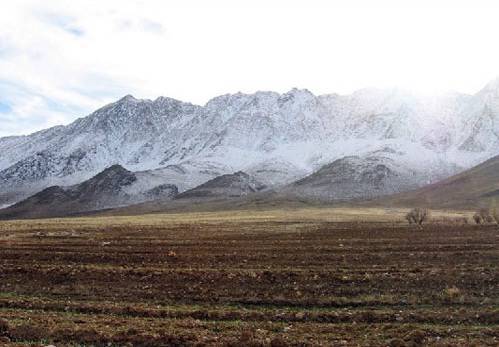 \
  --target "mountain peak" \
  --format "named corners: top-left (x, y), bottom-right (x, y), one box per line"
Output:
top-left (154, 96), bottom-right (180, 104)
top-left (479, 77), bottom-right (499, 94)
top-left (233, 171), bottom-right (250, 179)
top-left (84, 165), bottom-right (136, 188)
top-left (91, 165), bottom-right (135, 183)
top-left (101, 164), bottom-right (128, 173)
top-left (118, 94), bottom-right (139, 103)
top-left (284, 88), bottom-right (314, 97)
top-left (175, 171), bottom-right (266, 200)
top-left (277, 88), bottom-right (316, 105)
